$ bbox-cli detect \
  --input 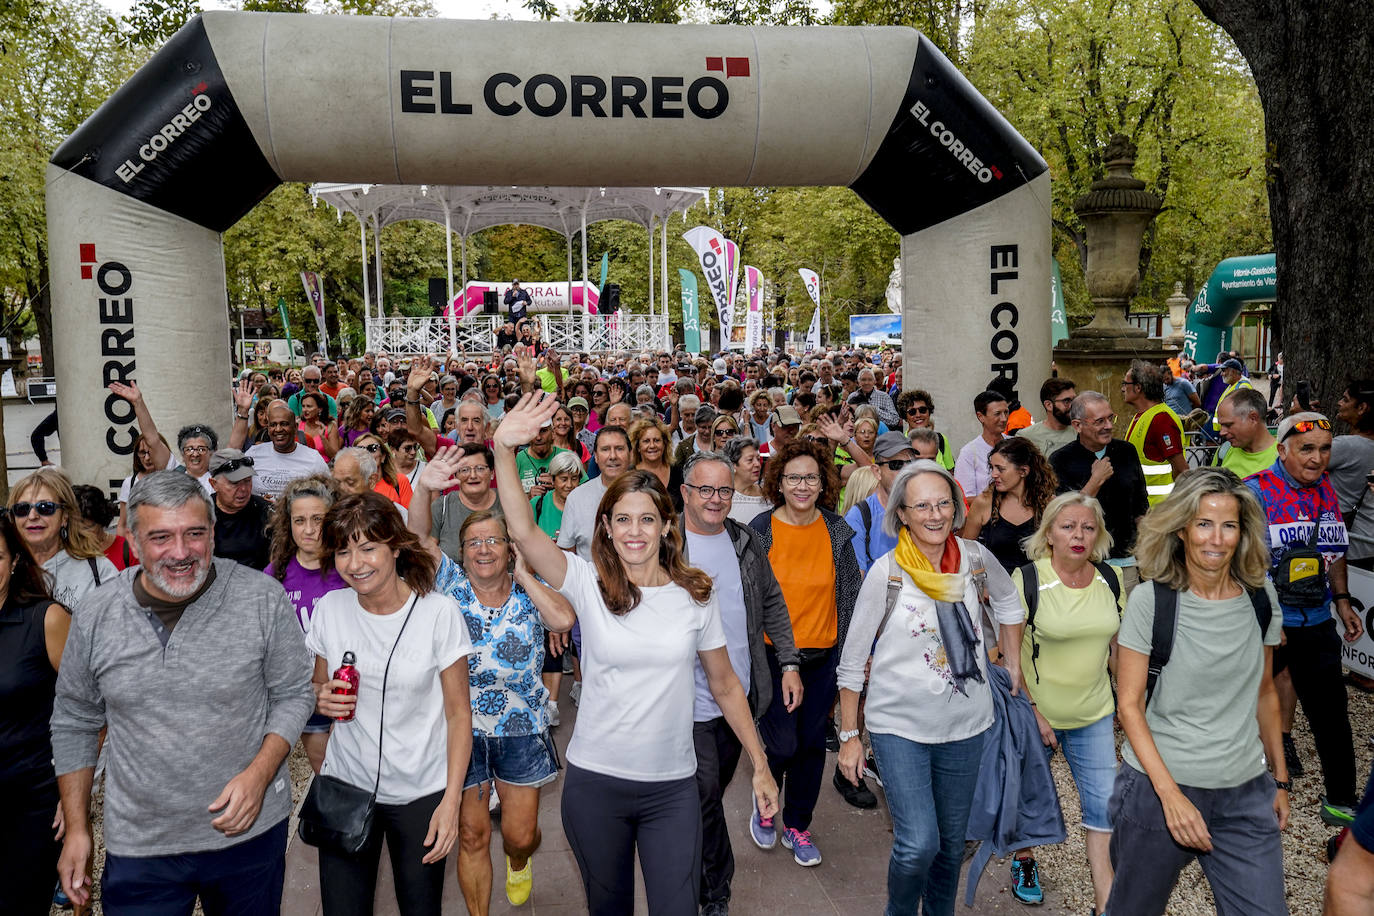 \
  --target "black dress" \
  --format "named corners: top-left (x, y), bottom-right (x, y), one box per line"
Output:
top-left (978, 513), bottom-right (1036, 573)
top-left (0, 599), bottom-right (64, 915)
